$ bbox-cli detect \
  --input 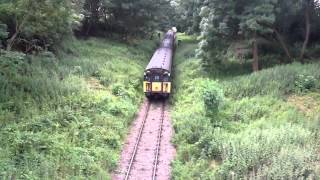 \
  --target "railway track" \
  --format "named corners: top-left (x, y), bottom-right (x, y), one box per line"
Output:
top-left (121, 100), bottom-right (166, 180)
